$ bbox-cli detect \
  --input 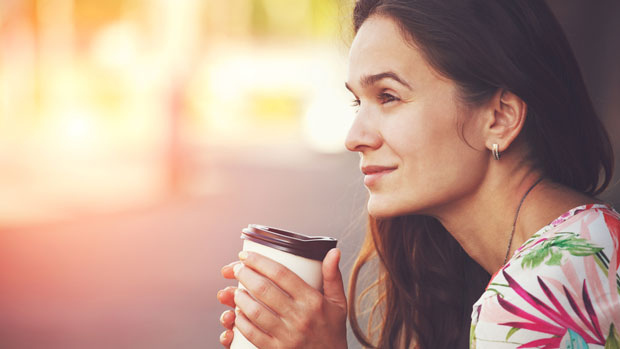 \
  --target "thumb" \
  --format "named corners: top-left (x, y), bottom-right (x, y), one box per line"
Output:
top-left (322, 248), bottom-right (346, 310)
